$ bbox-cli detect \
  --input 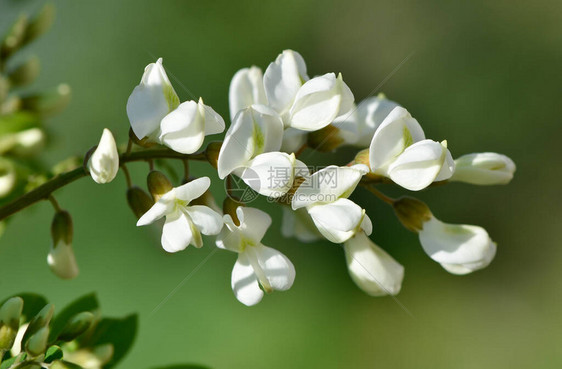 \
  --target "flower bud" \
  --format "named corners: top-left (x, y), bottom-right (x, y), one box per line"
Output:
top-left (25, 326), bottom-right (49, 356)
top-left (451, 152), bottom-right (516, 185)
top-left (63, 344), bottom-right (114, 369)
top-left (9, 128), bottom-right (46, 157)
top-left (88, 129), bottom-right (119, 184)
top-left (8, 56), bottom-right (40, 87)
top-left (57, 311), bottom-right (94, 342)
top-left (393, 197), bottom-right (432, 232)
top-left (344, 231), bottom-right (404, 296)
top-left (128, 128), bottom-right (156, 148)
top-left (0, 297), bottom-right (23, 351)
top-left (205, 141), bottom-right (222, 169)
top-left (223, 197), bottom-right (244, 226)
top-left (48, 211), bottom-right (79, 280)
top-left (190, 188), bottom-right (222, 215)
top-left (419, 217), bottom-right (497, 274)
top-left (126, 186), bottom-right (154, 219)
top-left (147, 171), bottom-right (173, 201)
top-left (21, 84), bottom-right (71, 118)
top-left (0, 14), bottom-right (28, 59)
top-left (306, 125), bottom-right (344, 152)
top-left (22, 4), bottom-right (55, 45)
